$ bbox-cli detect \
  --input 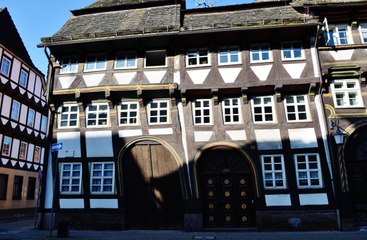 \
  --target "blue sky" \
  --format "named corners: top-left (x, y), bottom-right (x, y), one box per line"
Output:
top-left (2, 0), bottom-right (252, 75)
